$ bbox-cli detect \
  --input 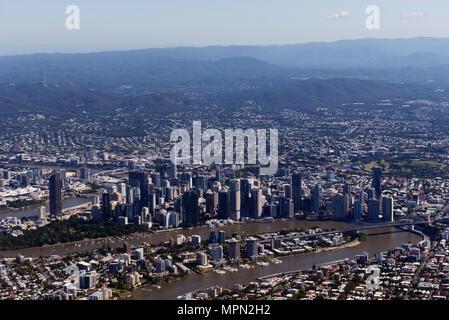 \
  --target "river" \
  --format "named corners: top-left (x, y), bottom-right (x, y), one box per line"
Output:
top-left (129, 226), bottom-right (421, 300)
top-left (0, 218), bottom-right (421, 299)
top-left (0, 197), bottom-right (92, 219)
